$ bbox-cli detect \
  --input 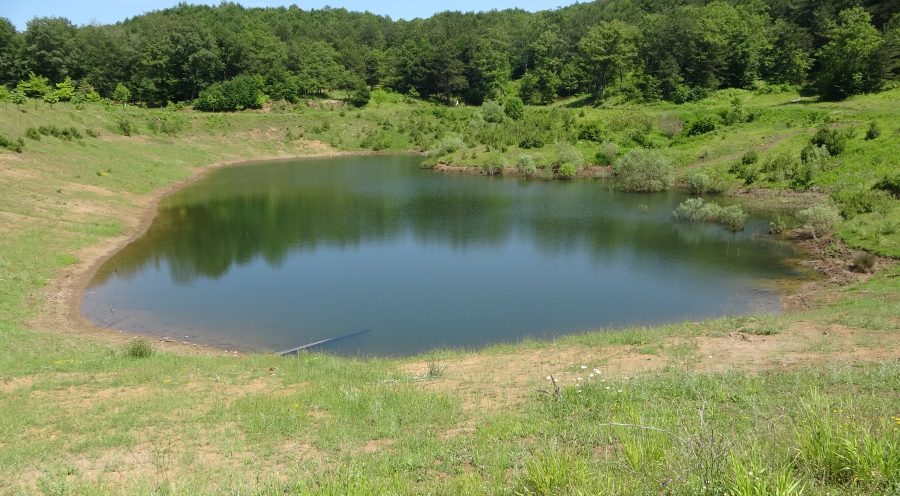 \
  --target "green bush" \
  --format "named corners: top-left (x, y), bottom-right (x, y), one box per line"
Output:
top-left (832, 189), bottom-right (893, 218)
top-left (481, 100), bottom-right (504, 123)
top-left (718, 205), bottom-right (749, 231)
top-left (479, 154), bottom-right (505, 175)
top-left (115, 116), bottom-right (138, 136)
top-left (741, 150), bottom-right (759, 165)
top-left (810, 127), bottom-right (846, 155)
top-left (761, 153), bottom-right (802, 183)
top-left (147, 113), bottom-right (188, 136)
top-left (125, 339), bottom-right (154, 358)
top-left (797, 205), bottom-right (842, 239)
top-left (554, 141), bottom-right (582, 168)
top-left (865, 121), bottom-right (881, 140)
top-left (557, 162), bottom-right (577, 178)
top-left (593, 141), bottom-right (618, 166)
top-left (349, 86), bottom-right (370, 107)
top-left (85, 128), bottom-right (101, 138)
top-left (613, 148), bottom-right (674, 192)
top-left (684, 115), bottom-right (718, 136)
top-left (516, 154), bottom-right (538, 178)
top-left (673, 198), bottom-right (747, 231)
top-left (503, 96), bottom-right (524, 120)
top-left (687, 171), bottom-right (711, 195)
top-left (578, 121), bottom-right (604, 142)
top-left (25, 127), bottom-right (40, 141)
top-left (428, 135), bottom-right (465, 158)
top-left (0, 133), bottom-right (25, 153)
top-left (872, 175), bottom-right (900, 198)
top-left (194, 75), bottom-right (266, 112)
